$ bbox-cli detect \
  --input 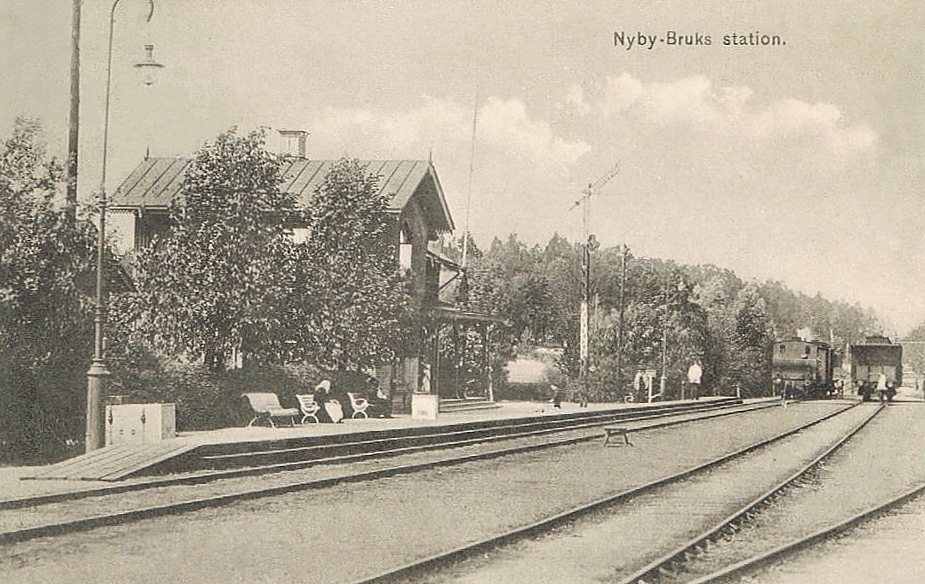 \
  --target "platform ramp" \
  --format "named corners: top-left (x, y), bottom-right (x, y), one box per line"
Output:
top-left (23, 443), bottom-right (198, 482)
